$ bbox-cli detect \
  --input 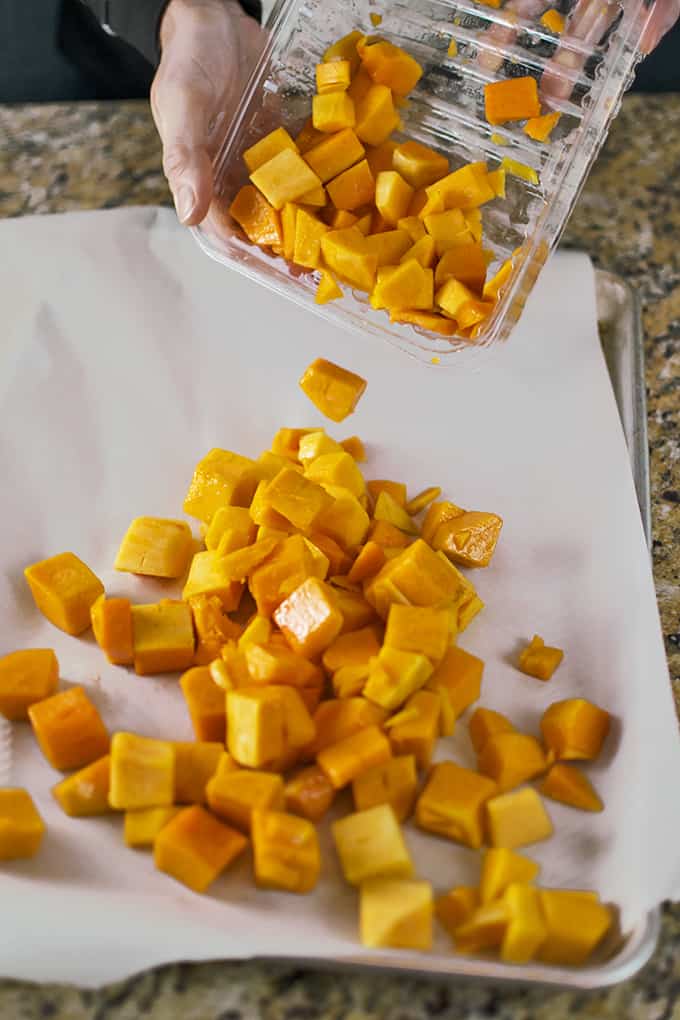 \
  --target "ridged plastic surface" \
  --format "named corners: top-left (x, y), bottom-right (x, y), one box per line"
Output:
top-left (193, 0), bottom-right (654, 361)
